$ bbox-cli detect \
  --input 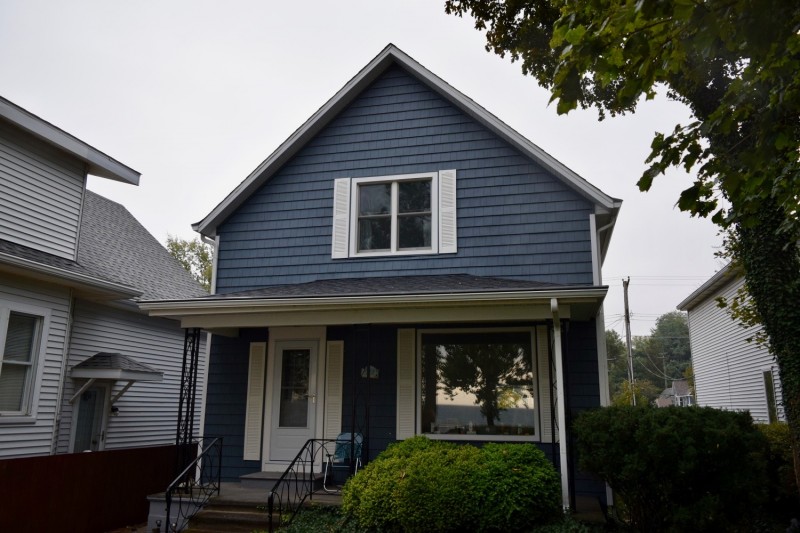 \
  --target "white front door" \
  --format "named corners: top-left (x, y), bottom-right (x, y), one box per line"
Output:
top-left (268, 340), bottom-right (318, 463)
top-left (72, 384), bottom-right (109, 452)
